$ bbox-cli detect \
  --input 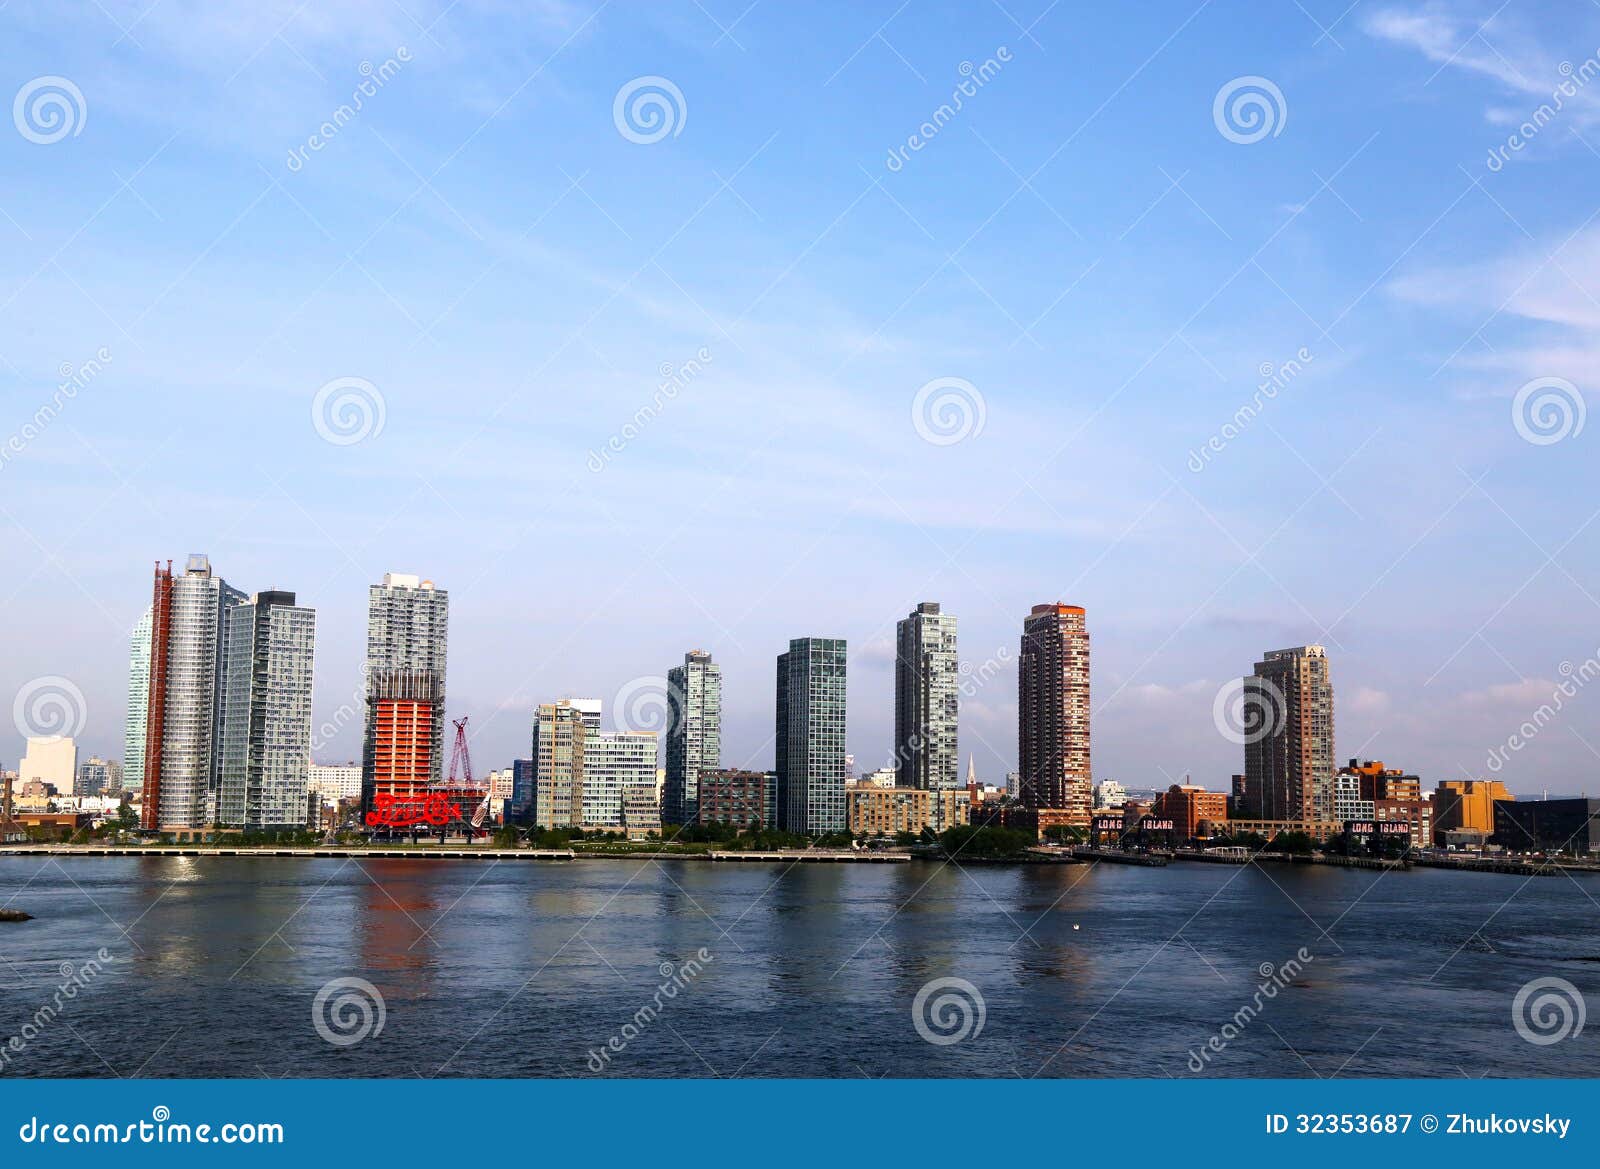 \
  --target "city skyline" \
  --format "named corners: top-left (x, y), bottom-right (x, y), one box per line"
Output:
top-left (4, 3), bottom-right (1600, 799)
top-left (5, 561), bottom-right (1597, 804)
